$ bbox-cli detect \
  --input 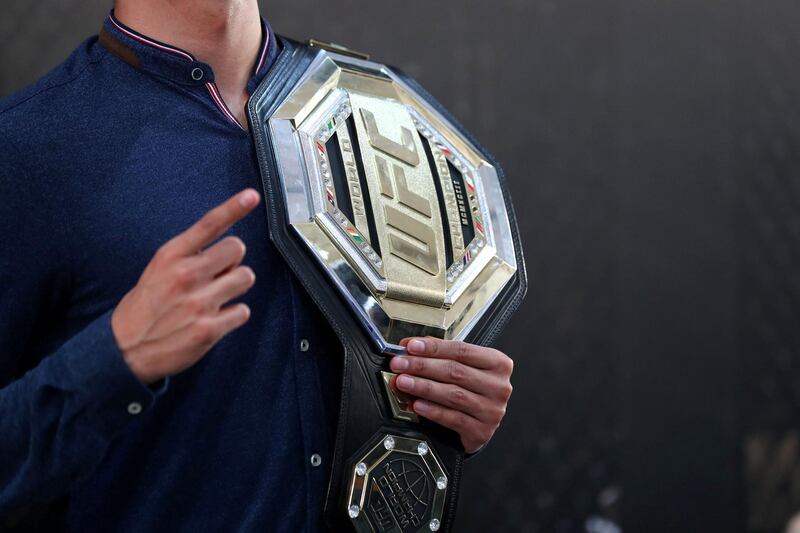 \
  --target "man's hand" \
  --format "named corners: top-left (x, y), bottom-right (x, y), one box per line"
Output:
top-left (389, 338), bottom-right (514, 454)
top-left (111, 189), bottom-right (261, 384)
